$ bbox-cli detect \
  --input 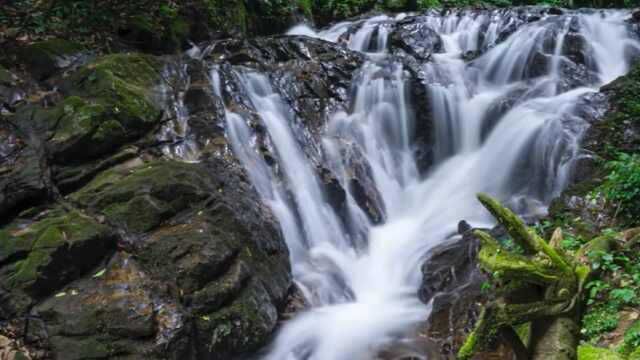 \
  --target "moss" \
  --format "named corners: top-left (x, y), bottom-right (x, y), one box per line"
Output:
top-left (48, 54), bottom-right (162, 162)
top-left (476, 230), bottom-right (560, 285)
top-left (630, 347), bottom-right (640, 360)
top-left (577, 345), bottom-right (624, 360)
top-left (72, 161), bottom-right (211, 234)
top-left (0, 208), bottom-right (114, 297)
